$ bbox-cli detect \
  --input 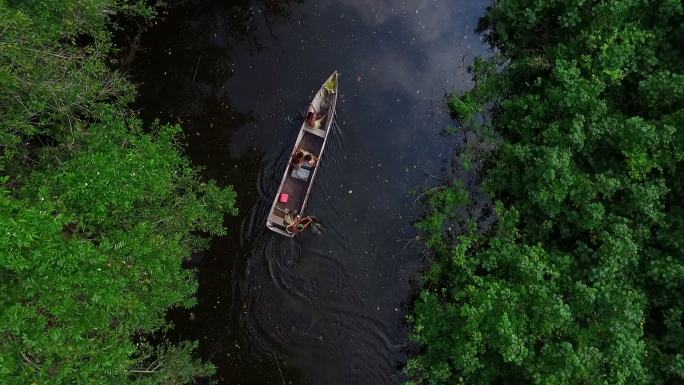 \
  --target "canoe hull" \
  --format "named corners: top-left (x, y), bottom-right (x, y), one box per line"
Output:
top-left (266, 71), bottom-right (339, 237)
